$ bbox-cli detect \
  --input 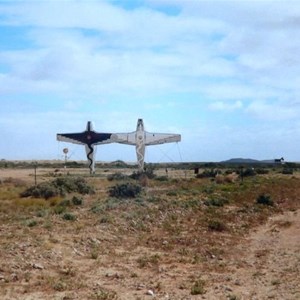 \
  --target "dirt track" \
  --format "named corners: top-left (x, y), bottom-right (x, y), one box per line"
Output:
top-left (205, 209), bottom-right (300, 300)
